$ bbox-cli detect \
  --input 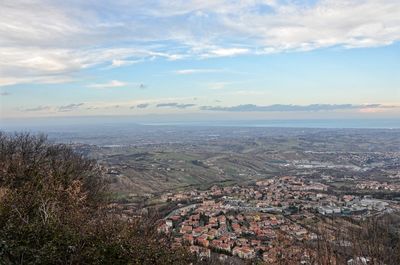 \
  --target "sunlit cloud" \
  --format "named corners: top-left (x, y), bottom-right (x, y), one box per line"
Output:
top-left (1, 0), bottom-right (399, 86)
top-left (110, 59), bottom-right (141, 68)
top-left (0, 75), bottom-right (75, 87)
top-left (203, 48), bottom-right (250, 58)
top-left (87, 80), bottom-right (127, 89)
top-left (174, 69), bottom-right (223, 75)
